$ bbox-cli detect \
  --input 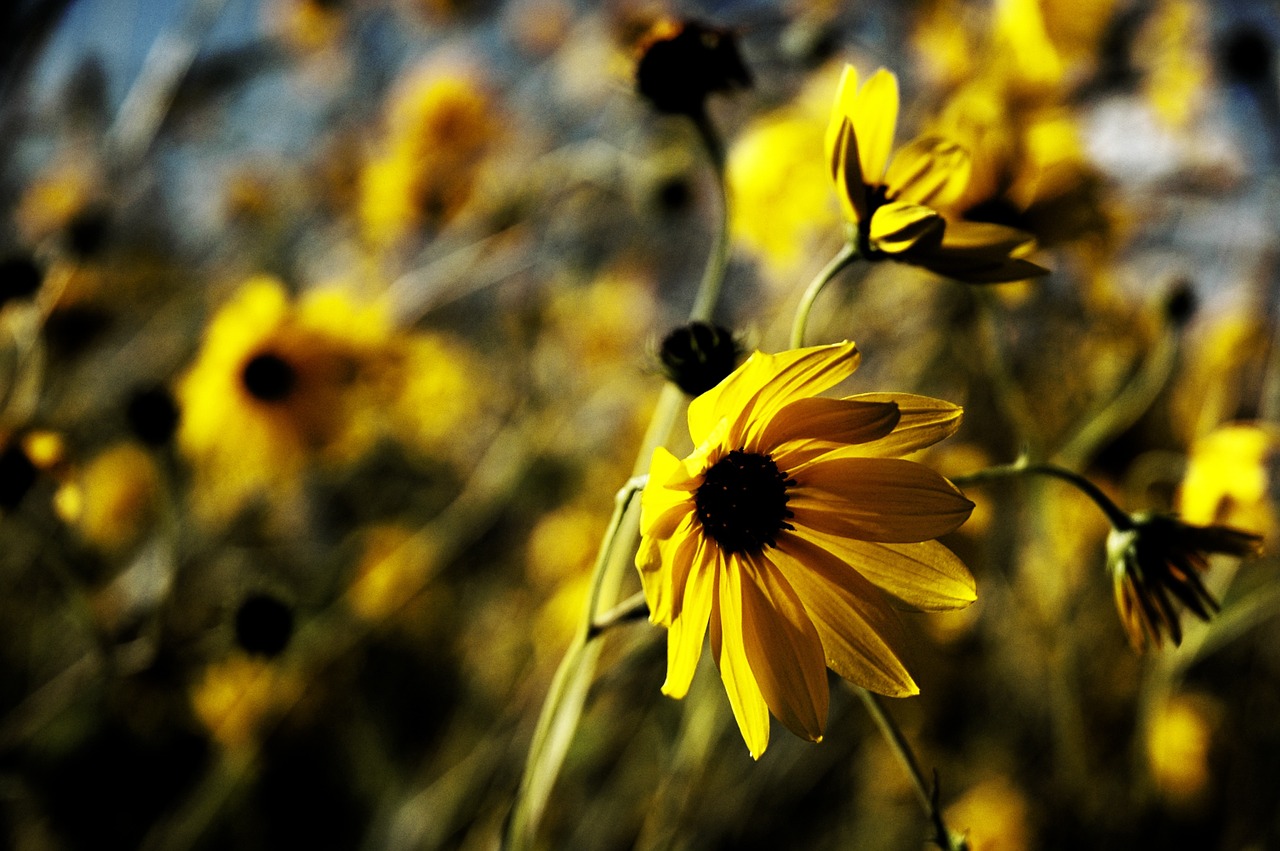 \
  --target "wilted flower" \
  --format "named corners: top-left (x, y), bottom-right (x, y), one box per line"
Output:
top-left (637, 342), bottom-right (976, 758)
top-left (825, 65), bottom-right (1047, 283)
top-left (1106, 512), bottom-right (1262, 650)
